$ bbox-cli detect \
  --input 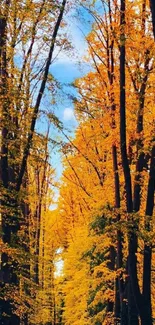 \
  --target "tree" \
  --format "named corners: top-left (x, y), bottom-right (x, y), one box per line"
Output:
top-left (0, 1), bottom-right (67, 324)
